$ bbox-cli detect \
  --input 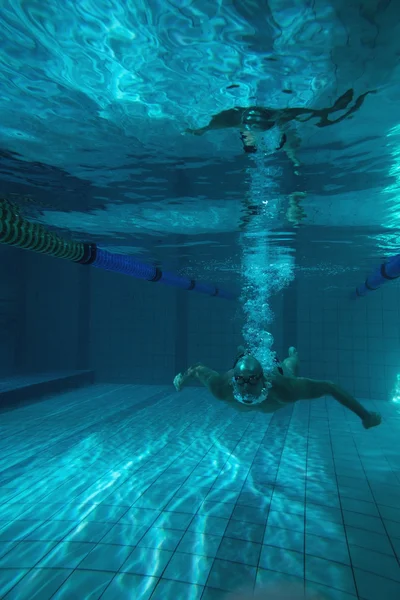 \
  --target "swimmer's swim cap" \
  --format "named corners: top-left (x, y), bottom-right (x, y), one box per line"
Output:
top-left (241, 107), bottom-right (274, 131)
